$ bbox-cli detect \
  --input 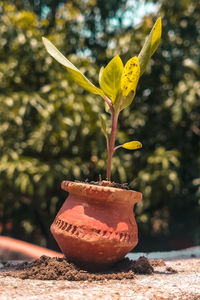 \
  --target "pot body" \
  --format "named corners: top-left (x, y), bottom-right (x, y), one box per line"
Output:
top-left (51, 181), bottom-right (142, 270)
